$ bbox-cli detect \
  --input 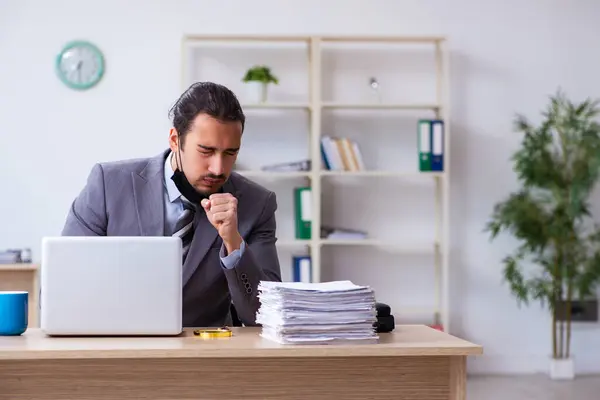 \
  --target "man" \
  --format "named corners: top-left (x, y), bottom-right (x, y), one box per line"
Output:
top-left (62, 81), bottom-right (282, 327)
